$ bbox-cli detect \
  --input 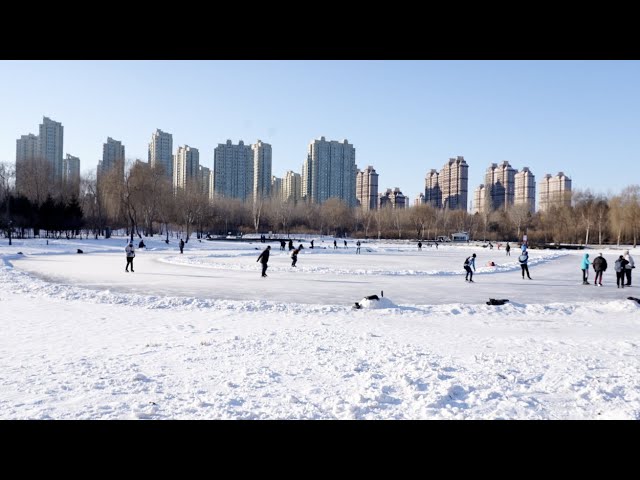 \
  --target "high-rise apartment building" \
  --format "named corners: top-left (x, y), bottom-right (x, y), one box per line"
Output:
top-left (379, 187), bottom-right (406, 209)
top-left (424, 169), bottom-right (442, 208)
top-left (271, 176), bottom-right (282, 201)
top-left (484, 161), bottom-right (516, 211)
top-left (173, 146), bottom-right (200, 193)
top-left (15, 133), bottom-right (39, 193)
top-left (252, 140), bottom-right (272, 203)
top-left (148, 129), bottom-right (173, 178)
top-left (440, 156), bottom-right (468, 210)
top-left (63, 154), bottom-right (80, 196)
top-left (282, 170), bottom-right (301, 203)
top-left (302, 137), bottom-right (357, 207)
top-left (473, 185), bottom-right (486, 214)
top-left (38, 116), bottom-right (64, 183)
top-left (356, 165), bottom-right (379, 210)
top-left (213, 140), bottom-right (253, 201)
top-left (539, 172), bottom-right (572, 211)
top-left (99, 137), bottom-right (125, 183)
top-left (199, 166), bottom-right (211, 198)
top-left (514, 167), bottom-right (535, 213)
top-left (414, 193), bottom-right (425, 206)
